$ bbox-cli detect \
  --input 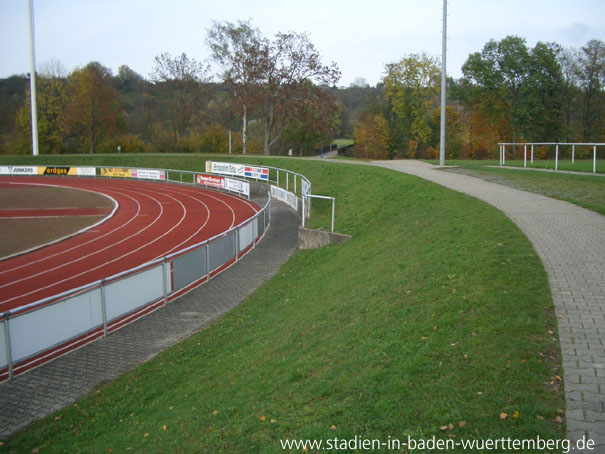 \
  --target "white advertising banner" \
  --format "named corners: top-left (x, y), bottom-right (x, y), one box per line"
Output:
top-left (271, 185), bottom-right (298, 211)
top-left (206, 161), bottom-right (246, 177)
top-left (76, 167), bottom-right (97, 176)
top-left (225, 177), bottom-right (250, 197)
top-left (0, 166), bottom-right (38, 175)
top-left (132, 168), bottom-right (166, 180)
